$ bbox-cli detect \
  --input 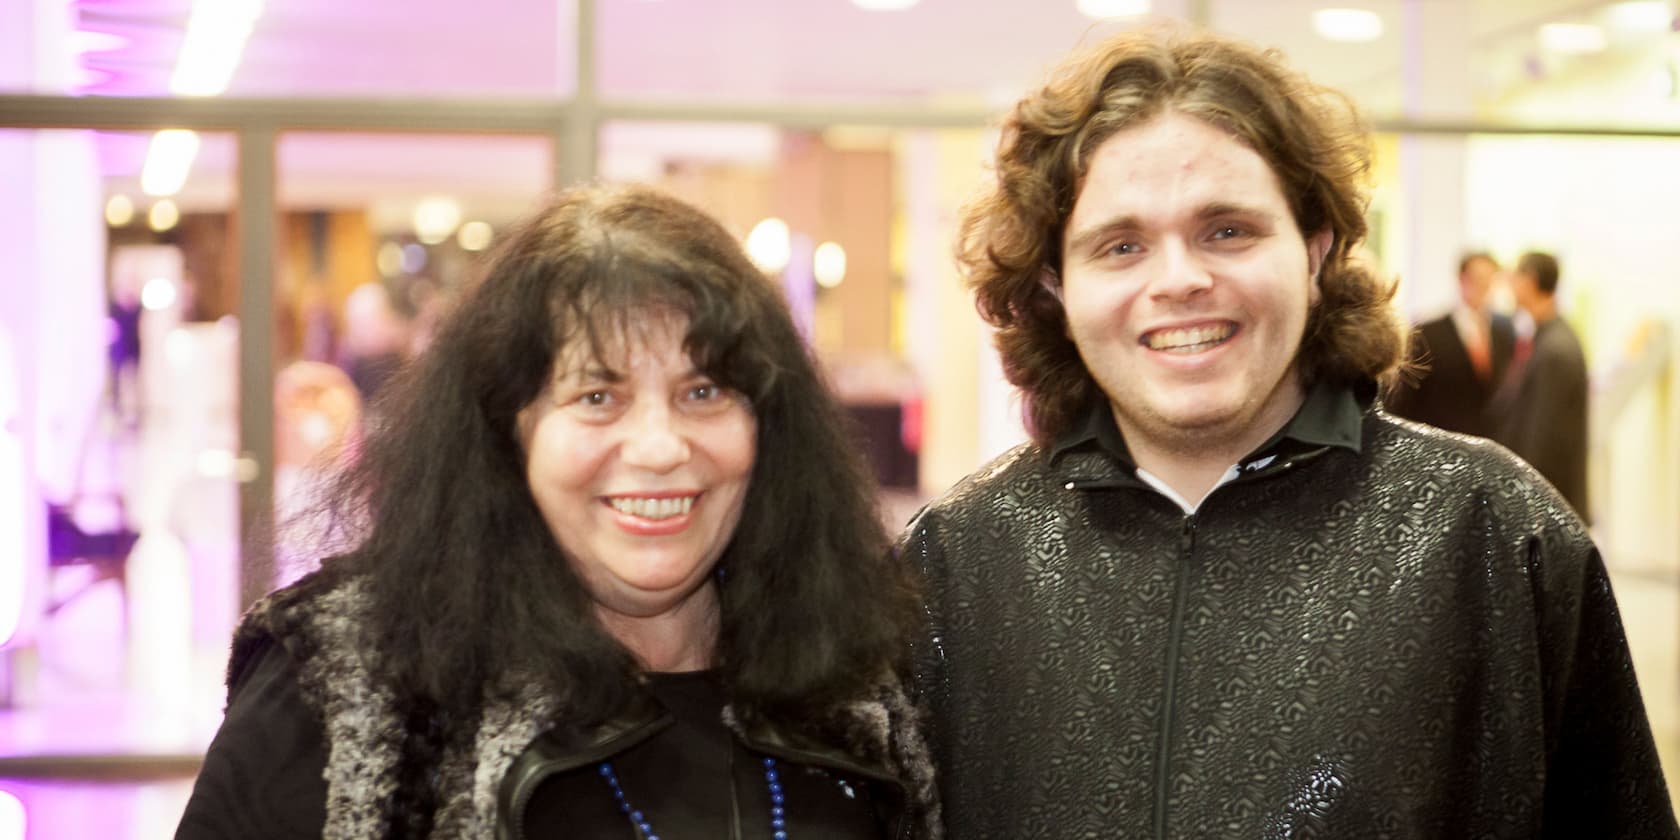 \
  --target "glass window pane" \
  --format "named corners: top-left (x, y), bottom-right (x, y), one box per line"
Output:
top-left (271, 131), bottom-right (553, 582)
top-left (0, 126), bottom-right (239, 838)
